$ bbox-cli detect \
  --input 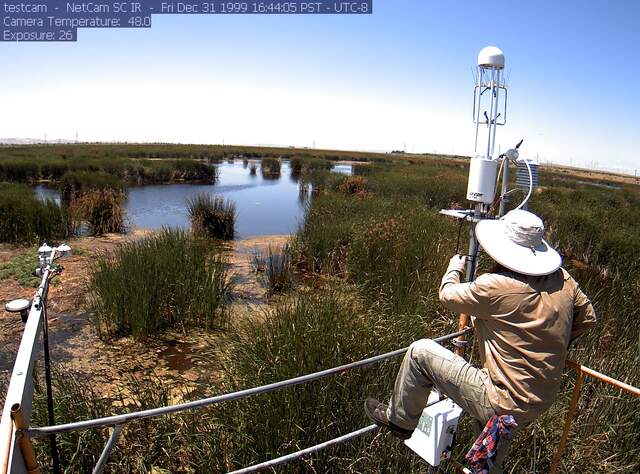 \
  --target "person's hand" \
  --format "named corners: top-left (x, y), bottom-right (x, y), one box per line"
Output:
top-left (448, 254), bottom-right (467, 274)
